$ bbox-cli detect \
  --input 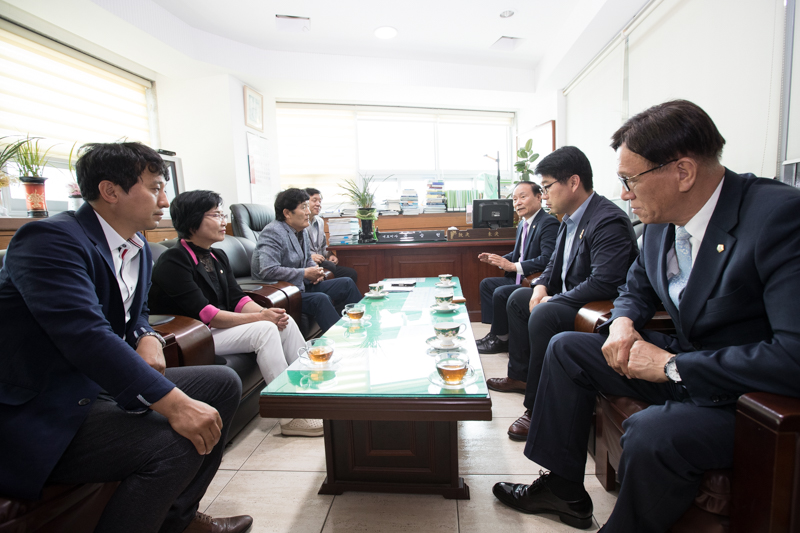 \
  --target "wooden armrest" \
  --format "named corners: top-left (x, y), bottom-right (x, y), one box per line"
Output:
top-left (242, 284), bottom-right (289, 310)
top-left (731, 392), bottom-right (800, 532)
top-left (520, 271), bottom-right (543, 288)
top-left (152, 315), bottom-right (215, 367)
top-left (270, 281), bottom-right (303, 324)
top-left (574, 300), bottom-right (614, 333)
top-left (323, 269), bottom-right (335, 280)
